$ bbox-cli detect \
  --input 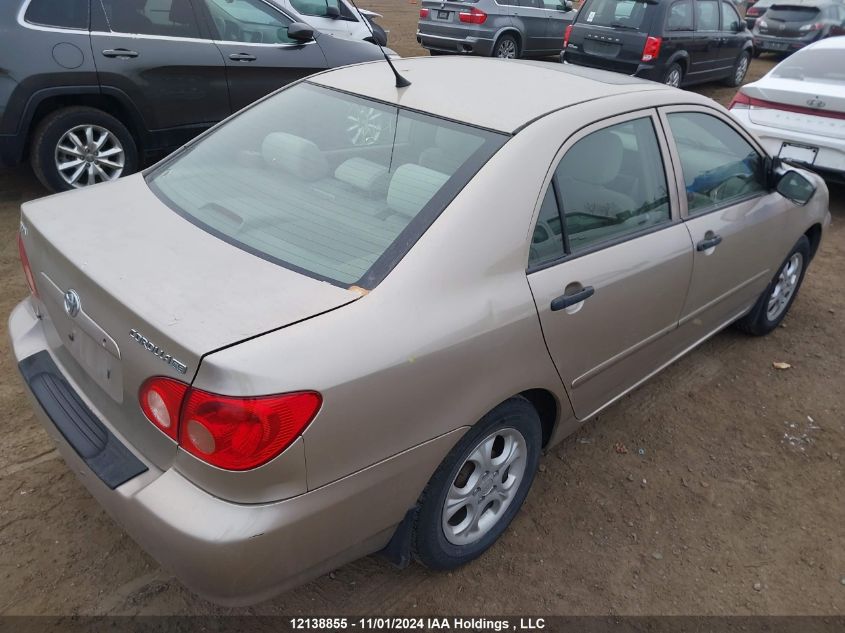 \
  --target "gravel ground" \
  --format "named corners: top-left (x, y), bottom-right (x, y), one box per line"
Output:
top-left (0, 7), bottom-right (842, 616)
